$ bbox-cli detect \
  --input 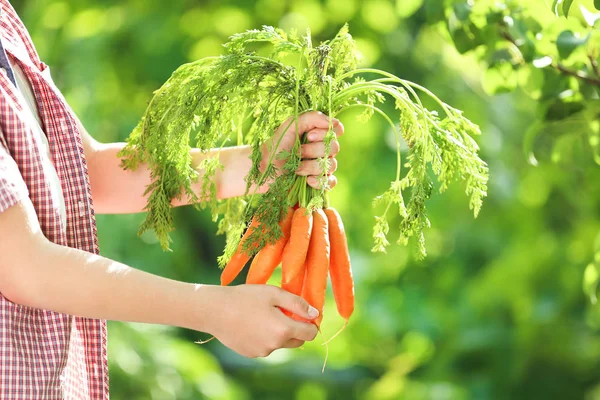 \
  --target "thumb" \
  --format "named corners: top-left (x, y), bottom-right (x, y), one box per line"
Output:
top-left (276, 290), bottom-right (319, 320)
top-left (295, 111), bottom-right (333, 136)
